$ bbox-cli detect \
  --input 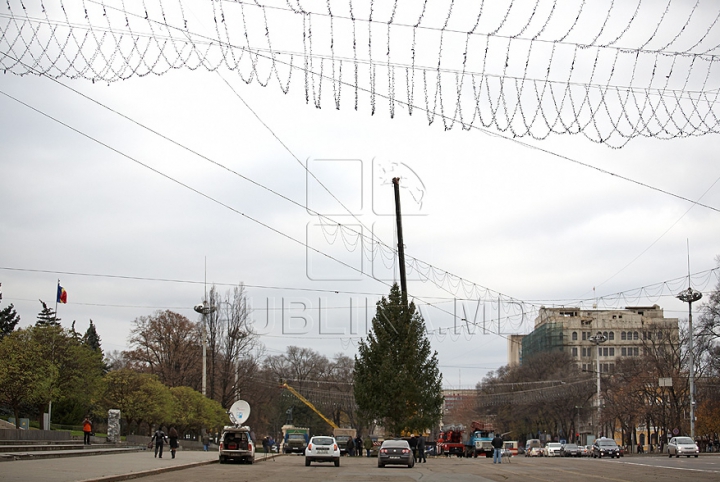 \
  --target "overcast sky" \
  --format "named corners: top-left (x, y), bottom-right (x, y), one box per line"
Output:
top-left (1, 0), bottom-right (720, 389)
